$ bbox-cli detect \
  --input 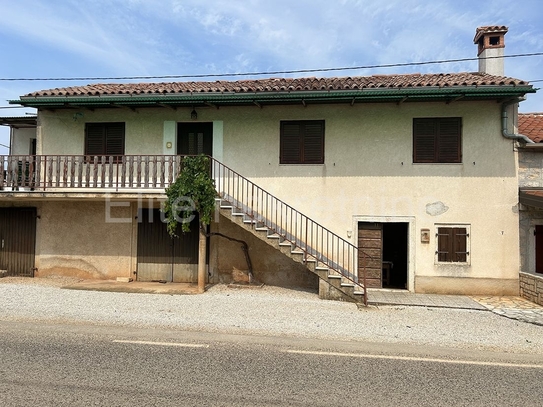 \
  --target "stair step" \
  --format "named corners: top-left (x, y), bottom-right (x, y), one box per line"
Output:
top-left (327, 275), bottom-right (341, 279)
top-left (267, 233), bottom-right (281, 239)
top-left (255, 227), bottom-right (268, 232)
top-left (353, 291), bottom-right (365, 296)
top-left (340, 283), bottom-right (355, 288)
top-left (315, 266), bottom-right (329, 271)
